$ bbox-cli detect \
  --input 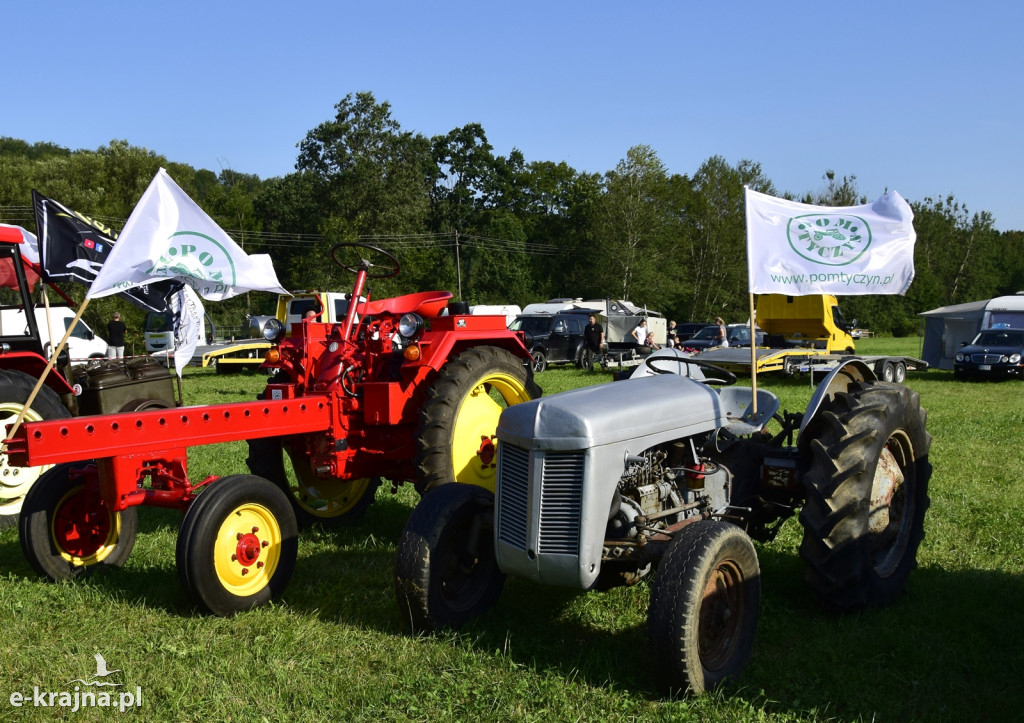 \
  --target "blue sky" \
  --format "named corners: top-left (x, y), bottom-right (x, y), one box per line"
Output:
top-left (5, 1), bottom-right (1022, 231)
